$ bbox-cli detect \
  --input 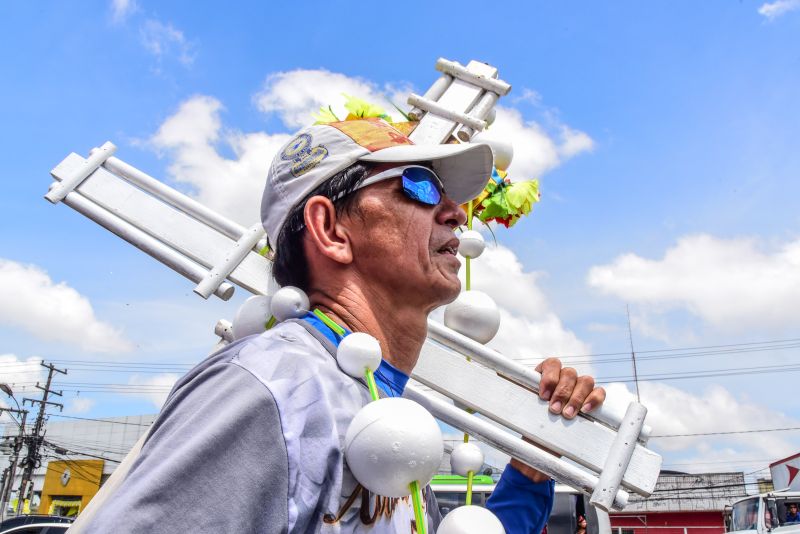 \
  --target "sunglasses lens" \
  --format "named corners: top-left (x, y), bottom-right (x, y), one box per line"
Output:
top-left (401, 167), bottom-right (442, 206)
